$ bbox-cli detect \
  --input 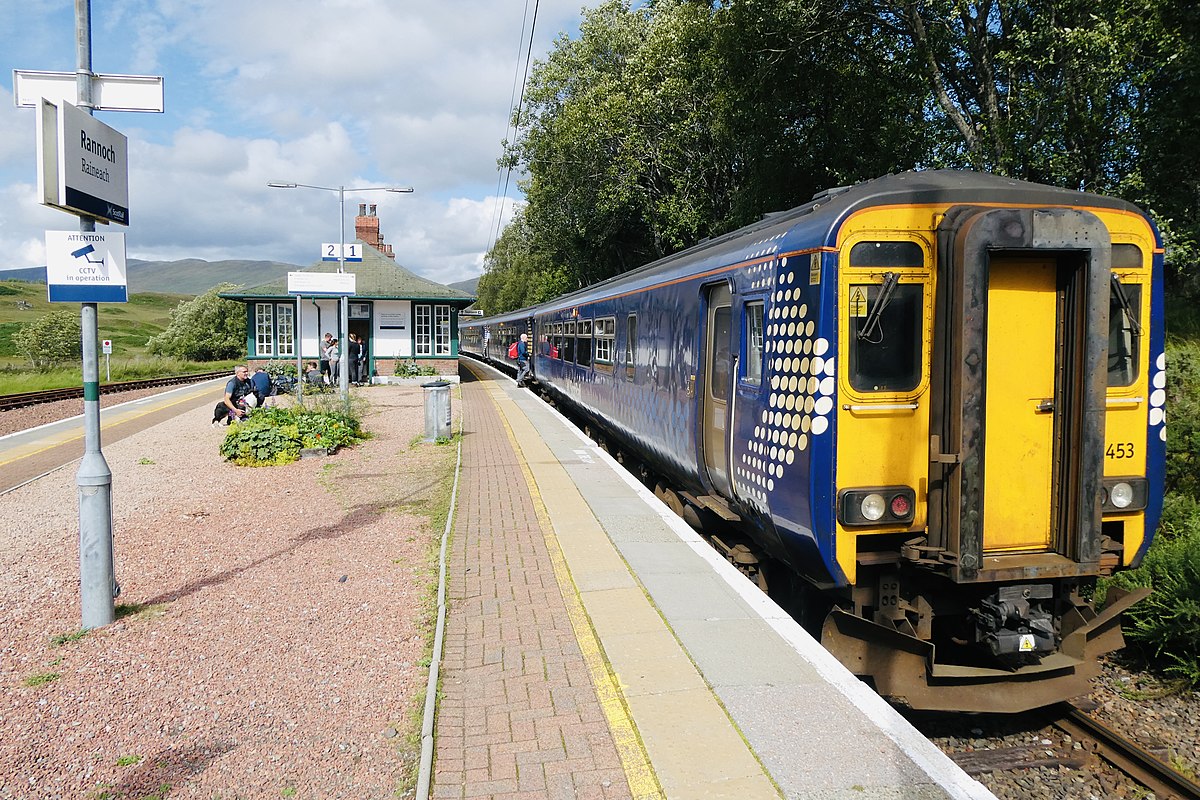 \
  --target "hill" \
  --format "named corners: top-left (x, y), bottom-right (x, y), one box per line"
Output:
top-left (448, 276), bottom-right (480, 296)
top-left (0, 280), bottom-right (191, 367)
top-left (0, 258), bottom-right (302, 295)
